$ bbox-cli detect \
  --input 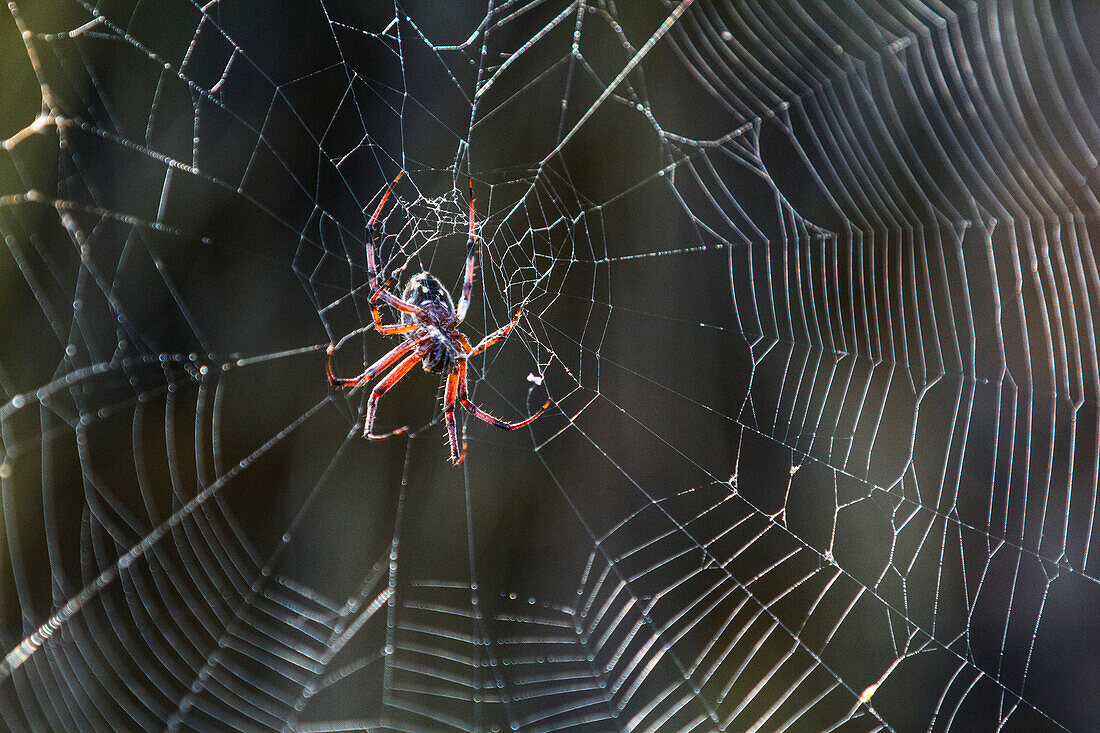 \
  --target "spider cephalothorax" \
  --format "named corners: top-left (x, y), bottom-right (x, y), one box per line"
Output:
top-left (326, 174), bottom-right (550, 465)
